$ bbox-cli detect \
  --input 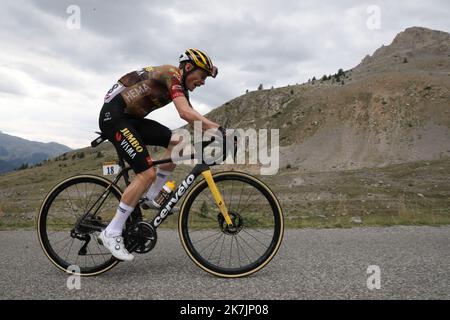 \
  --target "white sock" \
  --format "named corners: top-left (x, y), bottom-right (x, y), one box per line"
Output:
top-left (145, 168), bottom-right (172, 202)
top-left (105, 202), bottom-right (135, 237)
